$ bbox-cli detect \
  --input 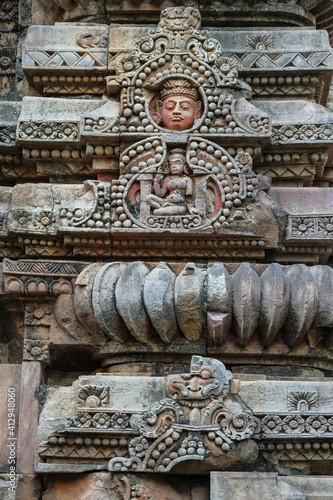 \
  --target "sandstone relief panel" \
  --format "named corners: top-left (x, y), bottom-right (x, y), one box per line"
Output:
top-left (36, 355), bottom-right (333, 476)
top-left (2, 2), bottom-right (333, 499)
top-left (0, 6), bottom-right (333, 261)
top-left (36, 356), bottom-right (257, 474)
